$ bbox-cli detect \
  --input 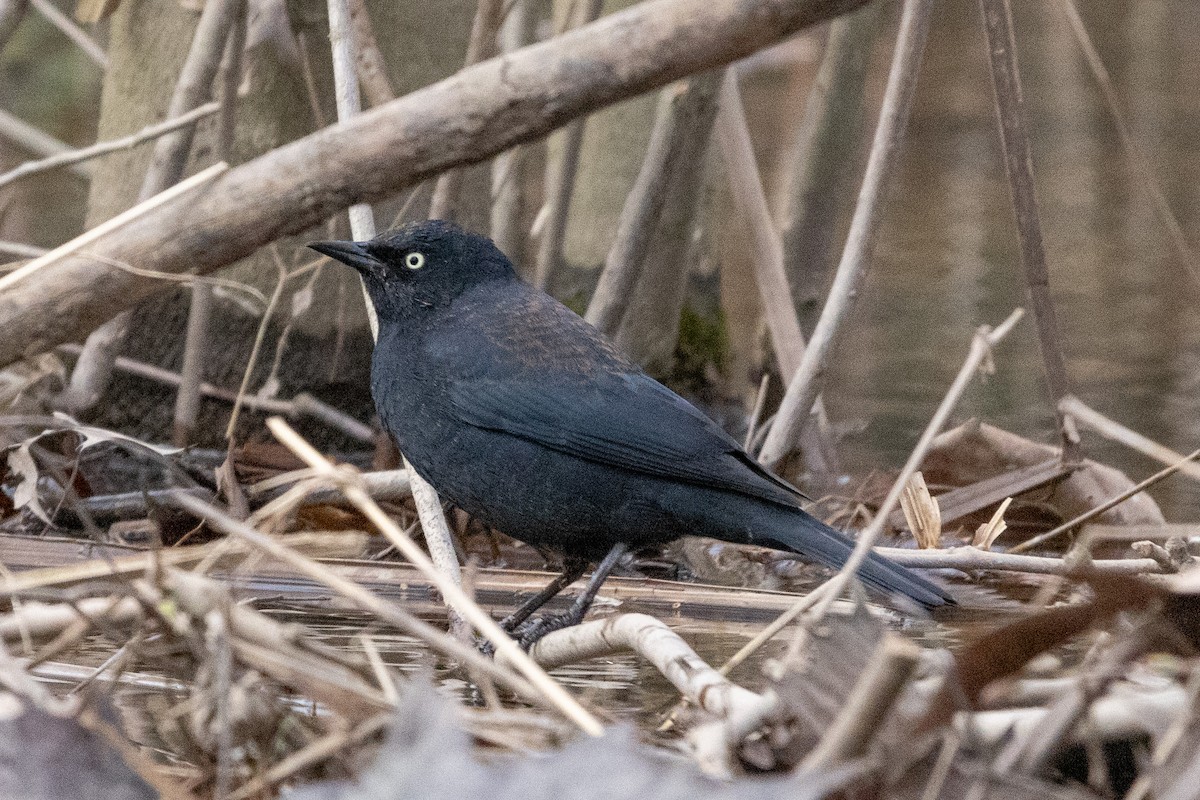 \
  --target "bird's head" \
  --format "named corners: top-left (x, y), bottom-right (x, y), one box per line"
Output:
top-left (309, 220), bottom-right (516, 320)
